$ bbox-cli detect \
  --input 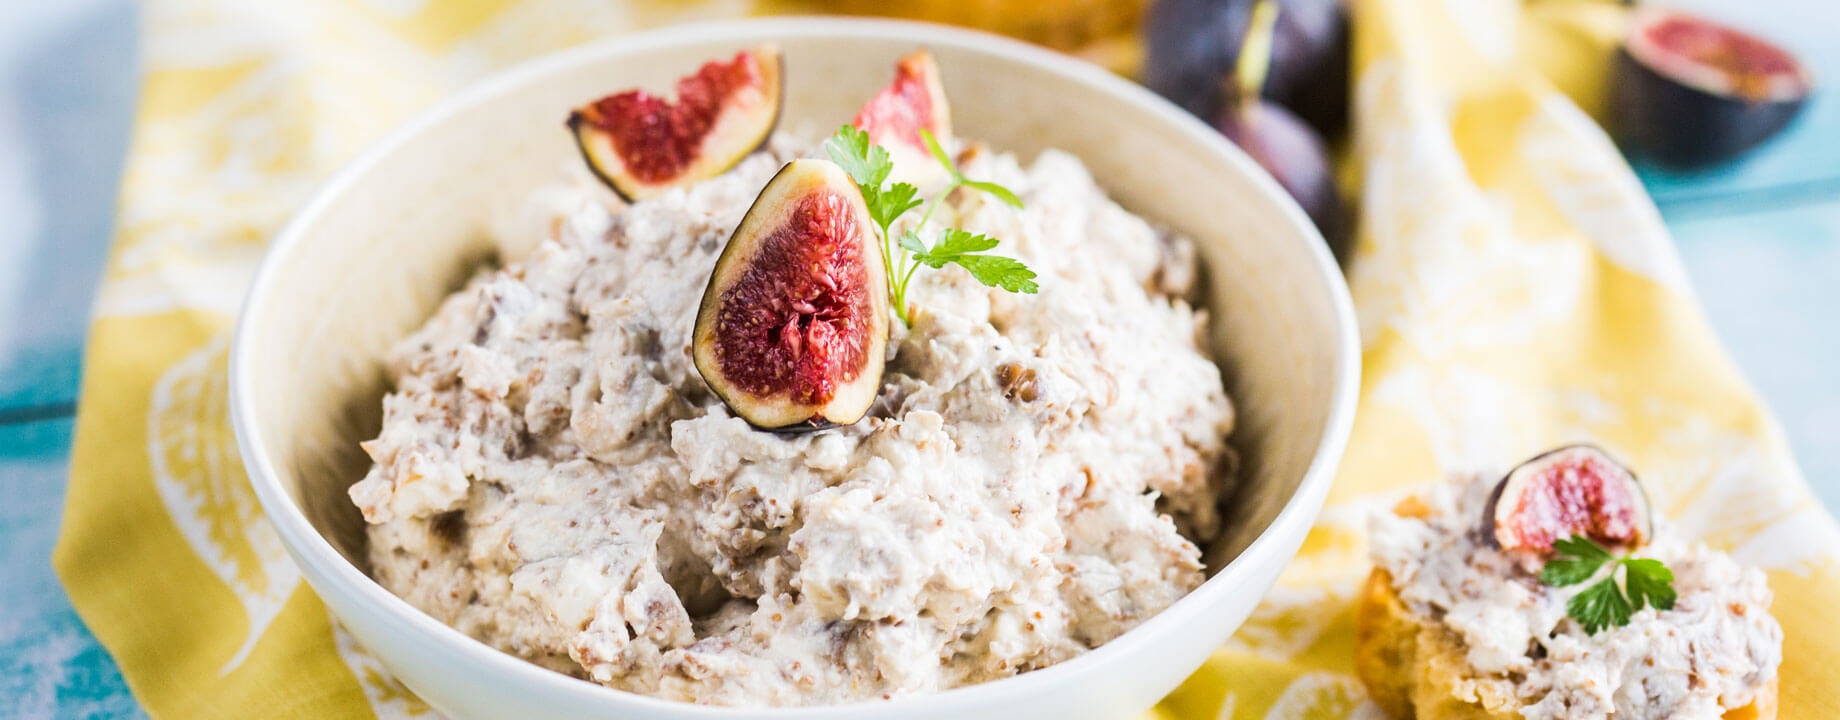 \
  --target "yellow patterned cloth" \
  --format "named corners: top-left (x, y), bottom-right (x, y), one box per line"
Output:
top-left (52, 1), bottom-right (1840, 718)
